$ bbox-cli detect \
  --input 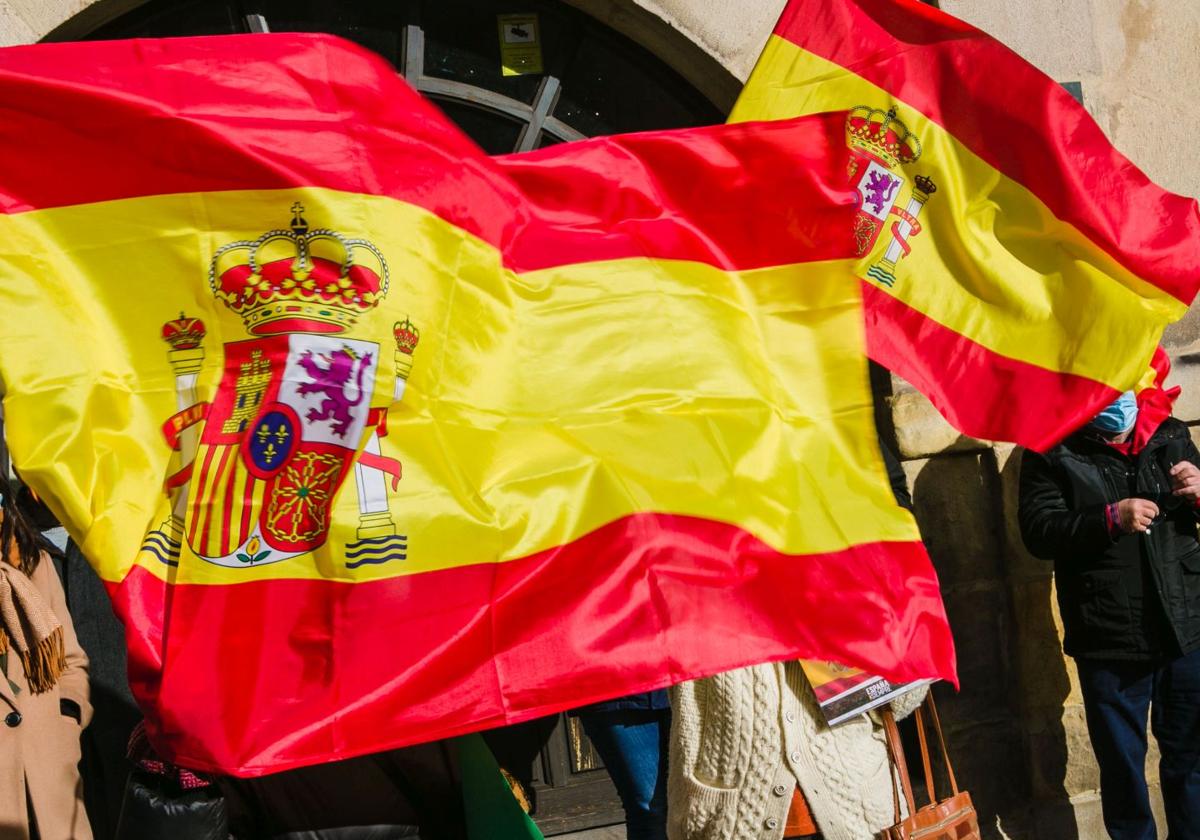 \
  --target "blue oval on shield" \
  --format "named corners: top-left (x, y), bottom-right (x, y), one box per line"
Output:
top-left (243, 406), bottom-right (299, 479)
